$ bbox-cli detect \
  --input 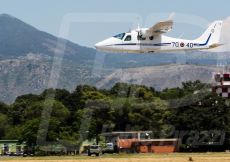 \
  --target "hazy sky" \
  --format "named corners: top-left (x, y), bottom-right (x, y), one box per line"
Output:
top-left (0, 0), bottom-right (229, 47)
